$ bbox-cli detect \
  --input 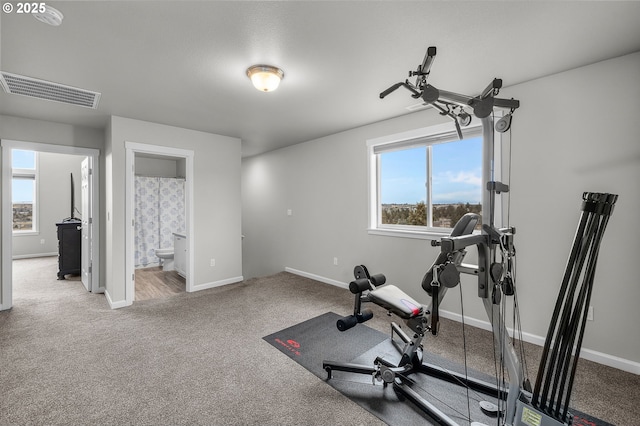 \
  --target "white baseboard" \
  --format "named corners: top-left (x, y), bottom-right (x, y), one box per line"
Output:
top-left (439, 309), bottom-right (640, 375)
top-left (285, 267), bottom-right (348, 290)
top-left (135, 262), bottom-right (160, 269)
top-left (12, 252), bottom-right (57, 260)
top-left (439, 309), bottom-right (546, 346)
top-left (190, 276), bottom-right (244, 292)
top-left (580, 348), bottom-right (640, 374)
top-left (105, 289), bottom-right (130, 309)
top-left (285, 267), bottom-right (640, 375)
